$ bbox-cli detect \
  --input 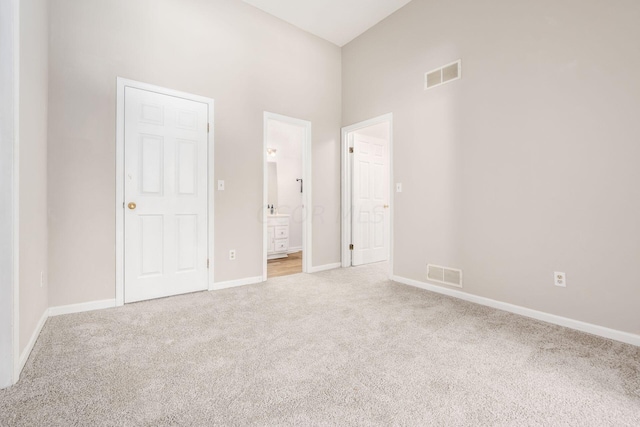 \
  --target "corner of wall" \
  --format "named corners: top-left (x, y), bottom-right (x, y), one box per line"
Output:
top-left (16, 0), bottom-right (50, 378)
